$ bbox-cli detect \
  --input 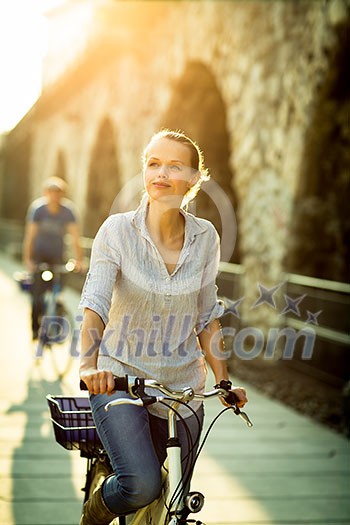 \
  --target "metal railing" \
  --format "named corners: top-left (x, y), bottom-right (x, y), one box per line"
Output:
top-left (217, 261), bottom-right (349, 385)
